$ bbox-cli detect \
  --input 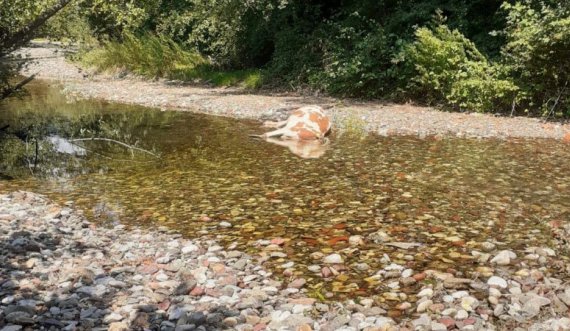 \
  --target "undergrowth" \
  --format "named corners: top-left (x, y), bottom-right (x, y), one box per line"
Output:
top-left (80, 34), bottom-right (263, 89)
